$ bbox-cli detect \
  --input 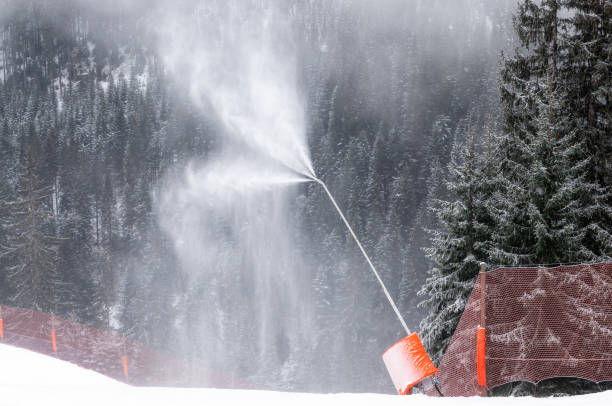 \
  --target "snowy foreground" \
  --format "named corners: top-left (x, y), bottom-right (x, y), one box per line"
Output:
top-left (1, 344), bottom-right (609, 406)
